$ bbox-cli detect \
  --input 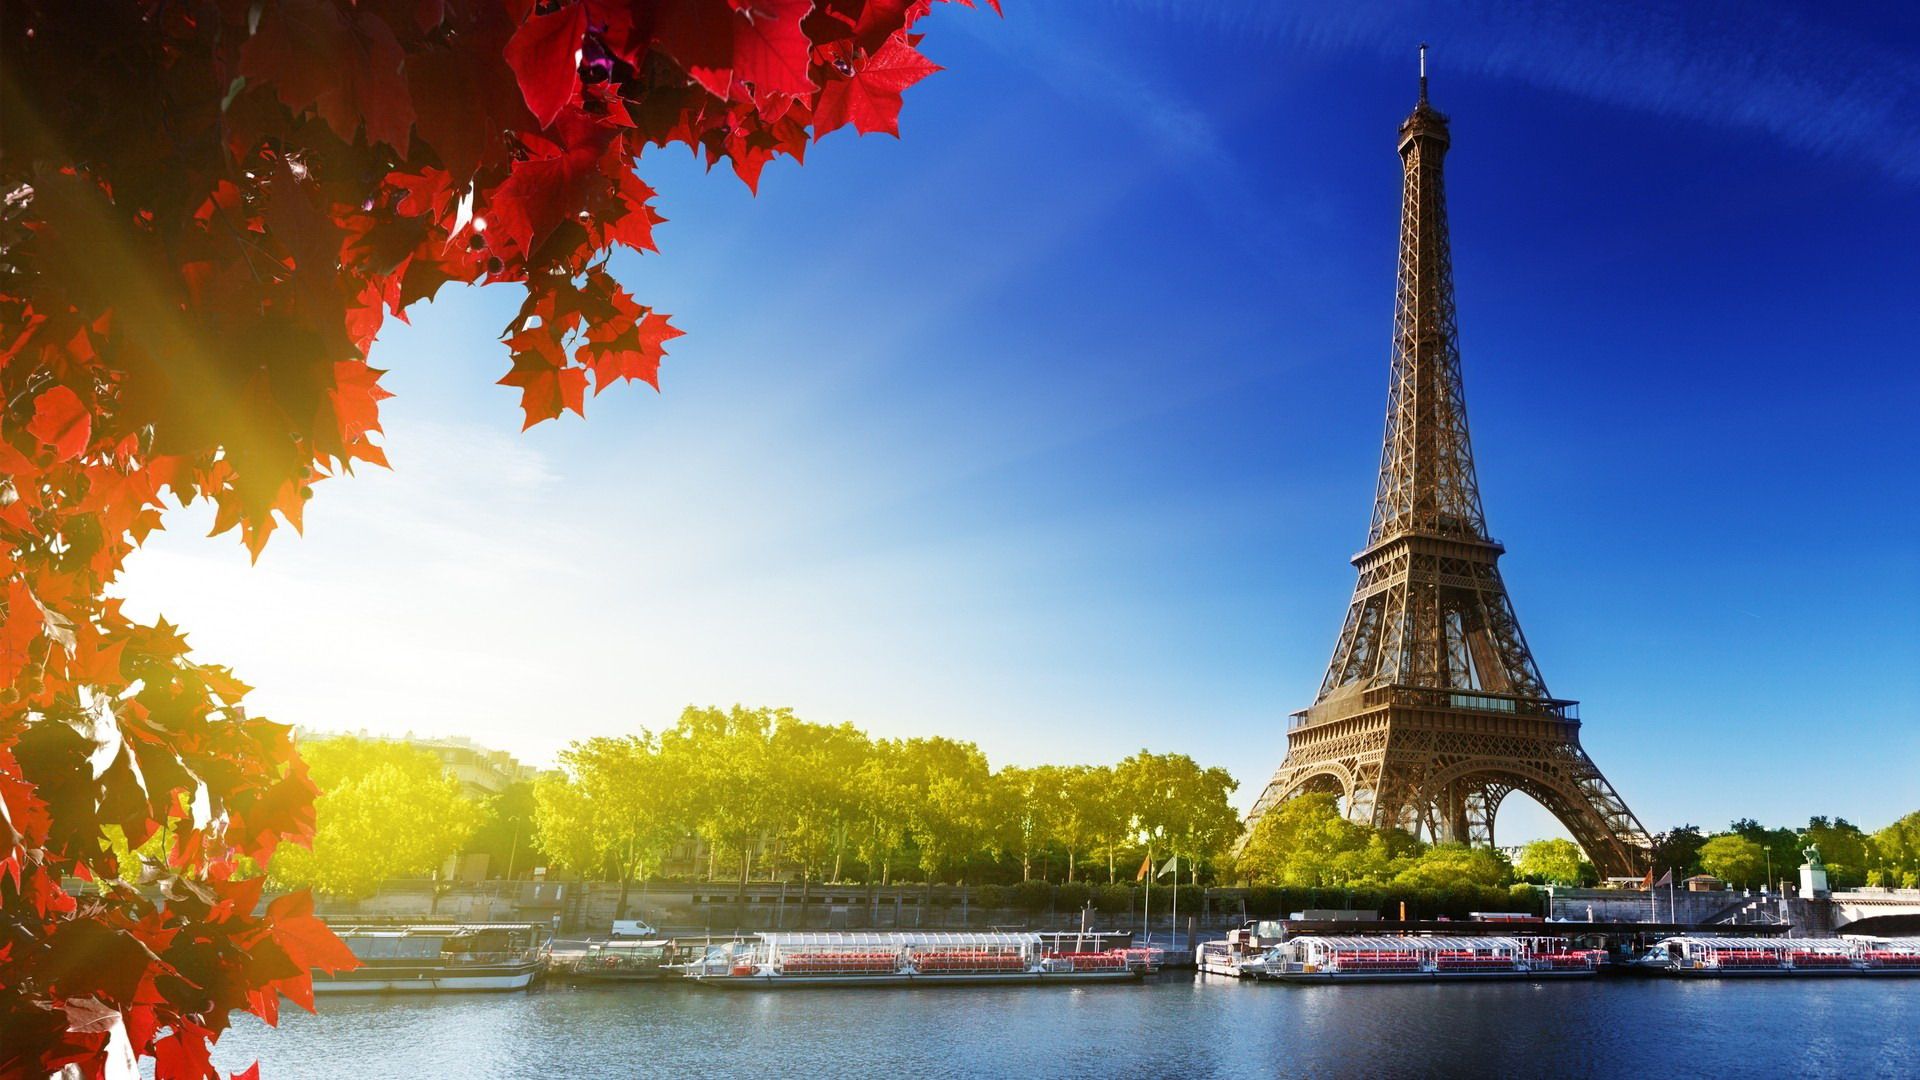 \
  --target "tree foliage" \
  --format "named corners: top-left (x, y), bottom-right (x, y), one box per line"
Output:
top-left (1869, 811), bottom-right (1920, 887)
top-left (1235, 793), bottom-right (1420, 889)
top-left (1514, 838), bottom-right (1594, 887)
top-left (1649, 824), bottom-right (1706, 877)
top-left (1697, 833), bottom-right (1765, 888)
top-left (0, 0), bottom-right (987, 1073)
top-left (533, 707), bottom-right (1245, 889)
top-left (266, 737), bottom-right (478, 897)
top-left (1800, 815), bottom-right (1871, 890)
top-left (533, 732), bottom-right (679, 916)
top-left (1113, 750), bottom-right (1241, 884)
